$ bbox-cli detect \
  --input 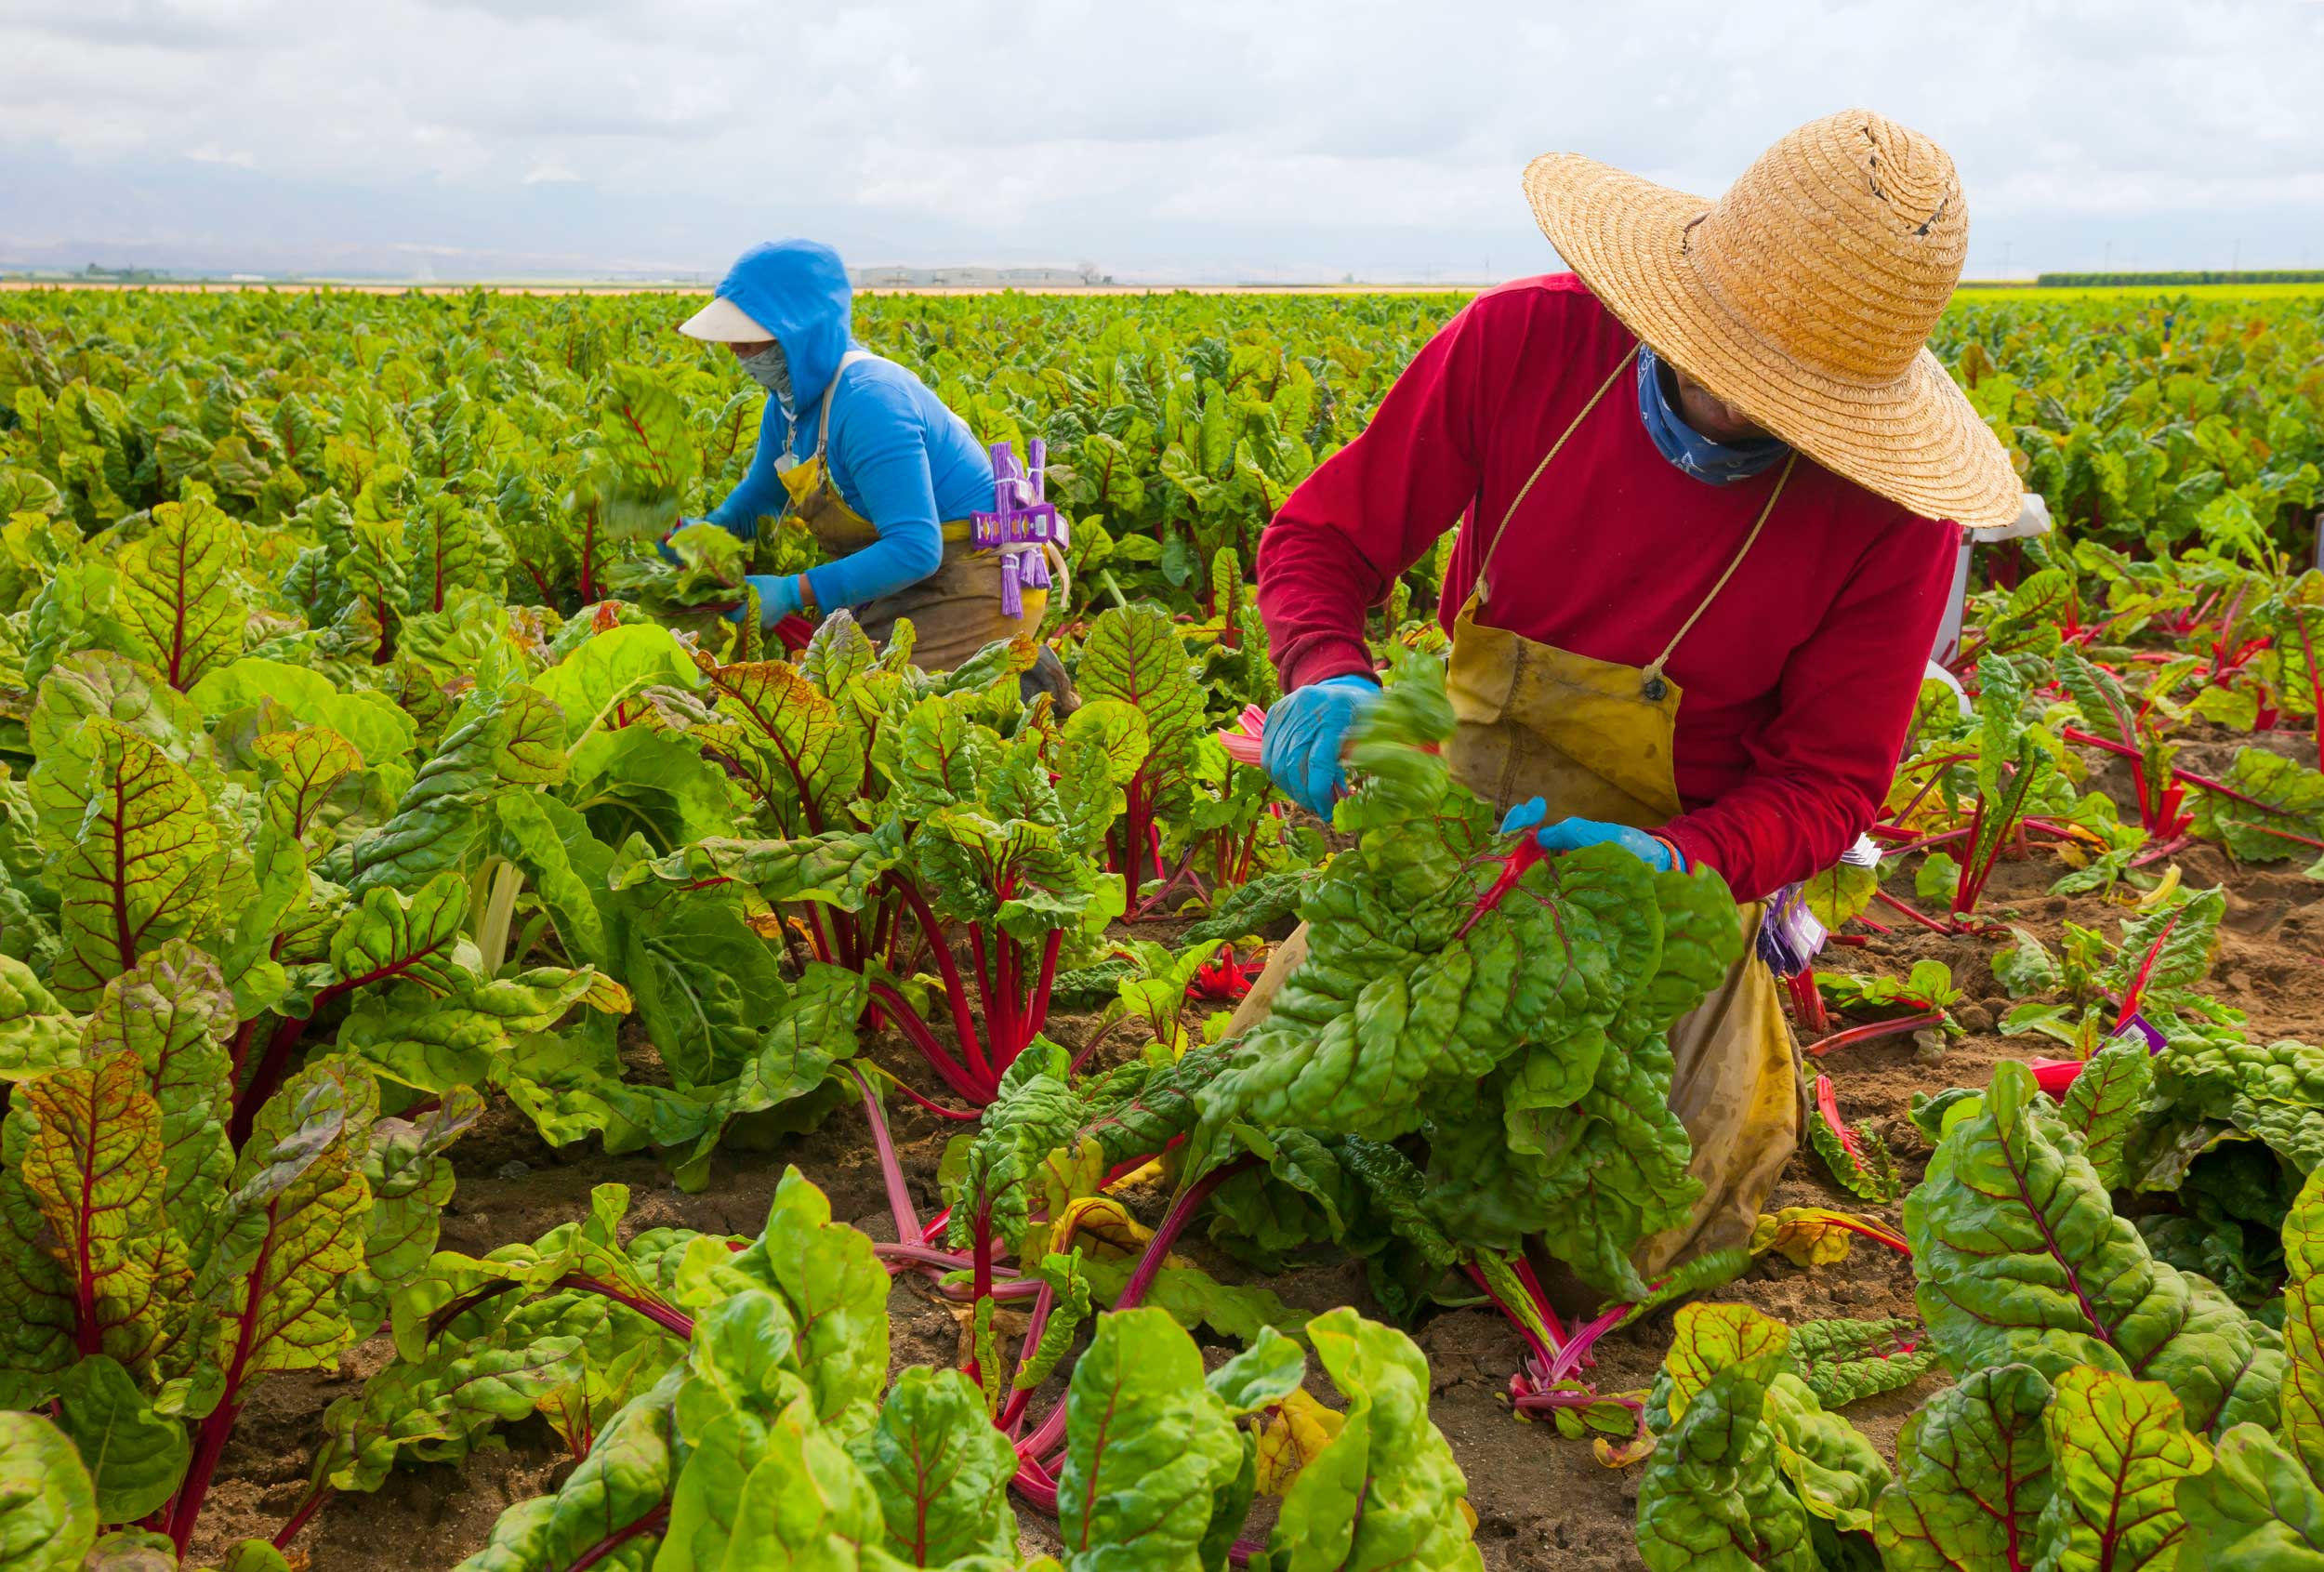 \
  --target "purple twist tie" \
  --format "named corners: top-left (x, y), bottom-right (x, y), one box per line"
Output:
top-left (968, 438), bottom-right (1063, 615)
